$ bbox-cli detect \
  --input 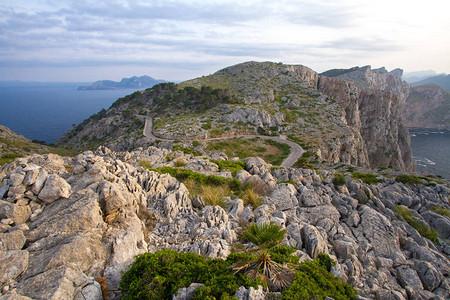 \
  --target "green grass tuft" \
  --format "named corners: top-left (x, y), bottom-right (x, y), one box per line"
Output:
top-left (393, 206), bottom-right (438, 243)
